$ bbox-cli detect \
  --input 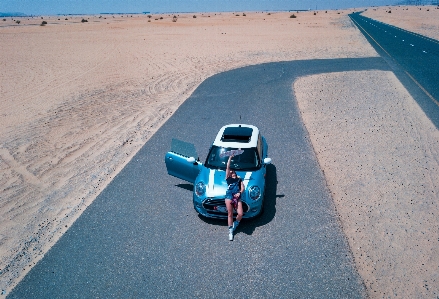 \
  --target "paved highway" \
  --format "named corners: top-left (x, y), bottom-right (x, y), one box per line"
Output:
top-left (10, 15), bottom-right (439, 298)
top-left (349, 12), bottom-right (439, 113)
top-left (8, 58), bottom-right (390, 298)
